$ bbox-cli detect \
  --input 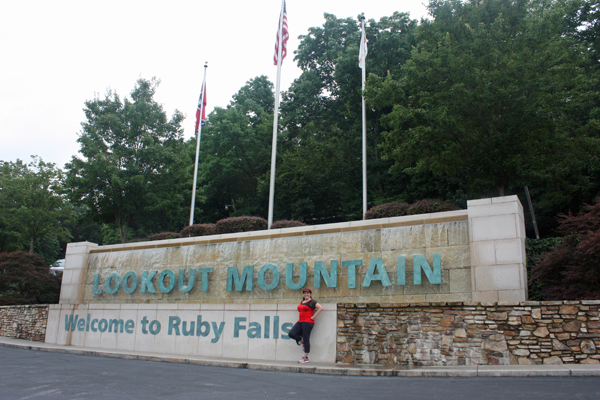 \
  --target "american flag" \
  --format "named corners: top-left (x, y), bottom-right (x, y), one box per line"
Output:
top-left (195, 81), bottom-right (207, 134)
top-left (273, 0), bottom-right (288, 66)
